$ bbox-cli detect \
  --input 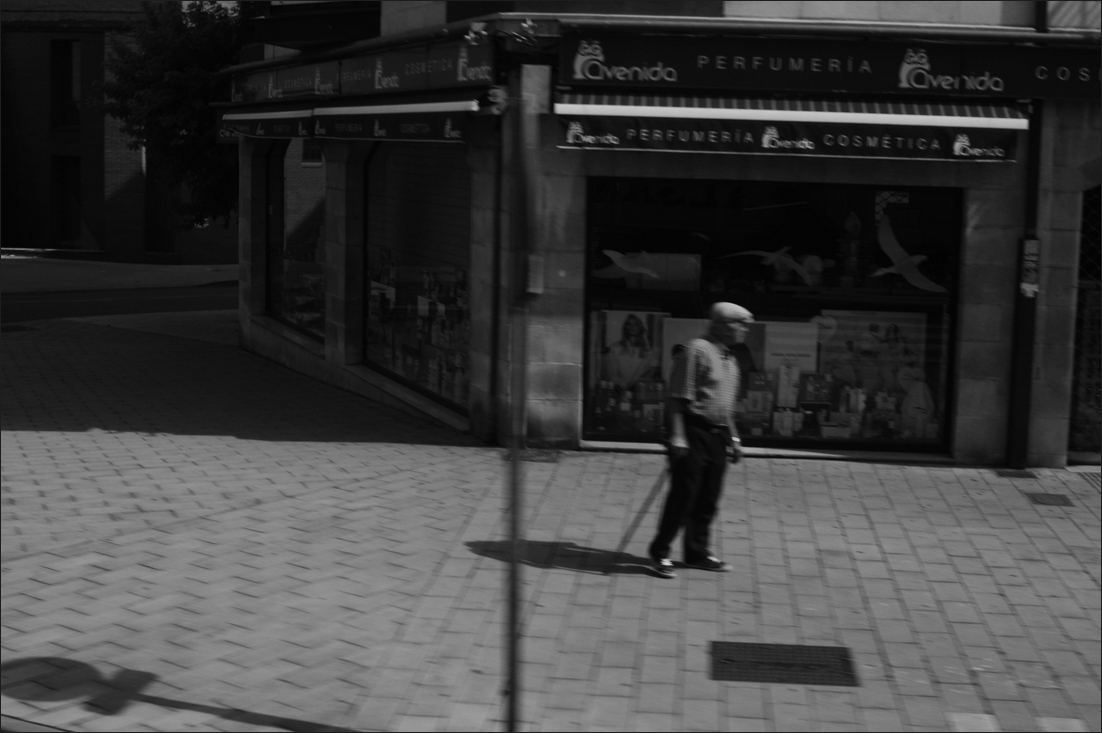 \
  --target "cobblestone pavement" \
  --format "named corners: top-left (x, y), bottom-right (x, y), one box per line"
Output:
top-left (2, 317), bottom-right (1100, 732)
